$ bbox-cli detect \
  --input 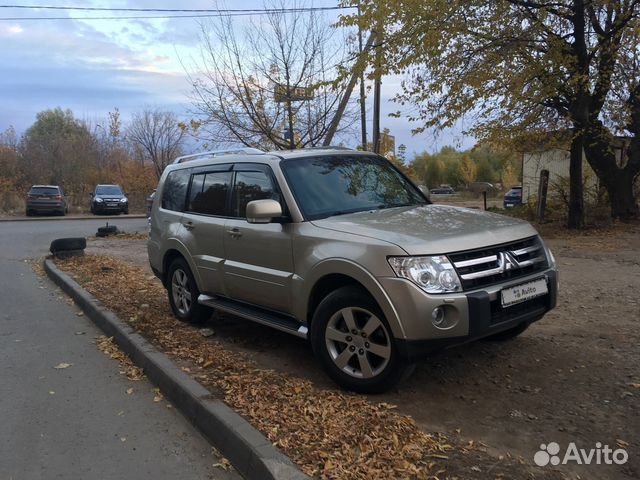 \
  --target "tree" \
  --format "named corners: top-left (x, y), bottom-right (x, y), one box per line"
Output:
top-left (126, 109), bottom-right (186, 178)
top-left (20, 108), bottom-right (95, 194)
top-left (189, 1), bottom-right (355, 150)
top-left (341, 1), bottom-right (640, 225)
top-left (458, 156), bottom-right (478, 186)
